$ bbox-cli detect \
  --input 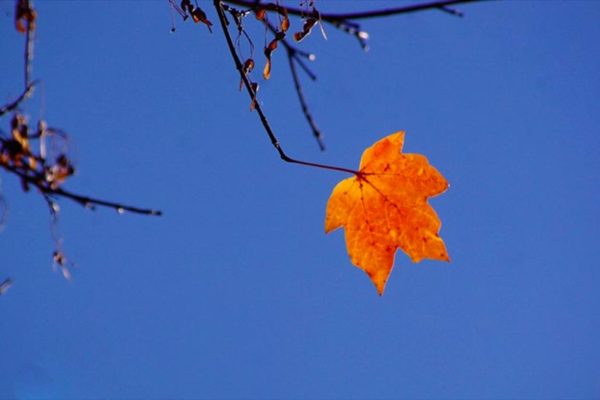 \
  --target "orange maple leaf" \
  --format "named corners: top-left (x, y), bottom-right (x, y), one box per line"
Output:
top-left (325, 131), bottom-right (449, 295)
